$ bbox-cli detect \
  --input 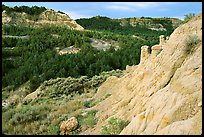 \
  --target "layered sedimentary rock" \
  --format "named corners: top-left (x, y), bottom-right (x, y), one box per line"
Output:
top-left (82, 13), bottom-right (202, 135)
top-left (118, 17), bottom-right (182, 31)
top-left (2, 9), bottom-right (84, 30)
